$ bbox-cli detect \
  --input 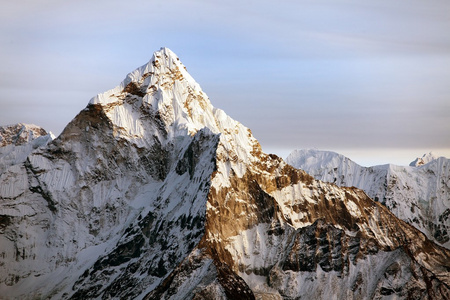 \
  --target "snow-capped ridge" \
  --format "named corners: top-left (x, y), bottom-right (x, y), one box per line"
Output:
top-left (287, 148), bottom-right (450, 249)
top-left (0, 123), bottom-right (54, 174)
top-left (0, 123), bottom-right (53, 147)
top-left (409, 151), bottom-right (439, 167)
top-left (286, 148), bottom-right (355, 170)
